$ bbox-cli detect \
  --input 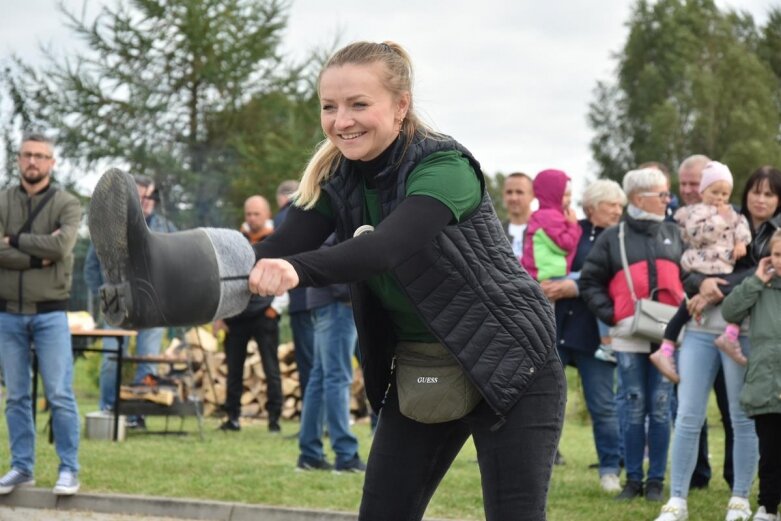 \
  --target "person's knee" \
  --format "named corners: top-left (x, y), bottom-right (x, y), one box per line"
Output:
top-left (623, 390), bottom-right (646, 423)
